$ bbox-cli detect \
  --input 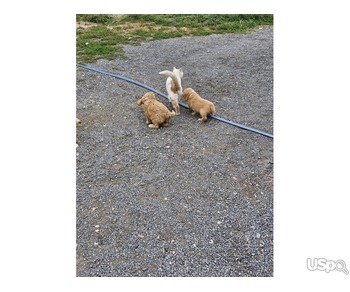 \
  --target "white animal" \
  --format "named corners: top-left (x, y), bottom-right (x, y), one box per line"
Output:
top-left (159, 67), bottom-right (183, 115)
